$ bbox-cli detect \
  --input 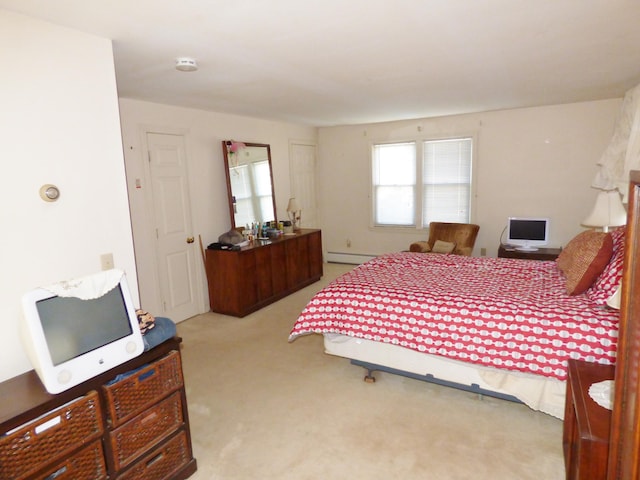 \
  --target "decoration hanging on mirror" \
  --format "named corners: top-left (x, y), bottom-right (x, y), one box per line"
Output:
top-left (226, 140), bottom-right (246, 155)
top-left (225, 140), bottom-right (247, 170)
